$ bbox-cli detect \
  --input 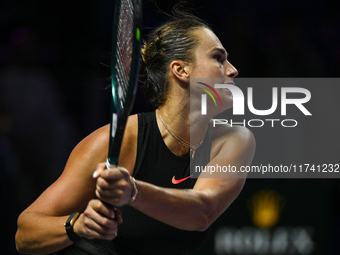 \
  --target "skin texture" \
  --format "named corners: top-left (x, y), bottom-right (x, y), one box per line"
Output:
top-left (15, 27), bottom-right (255, 254)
